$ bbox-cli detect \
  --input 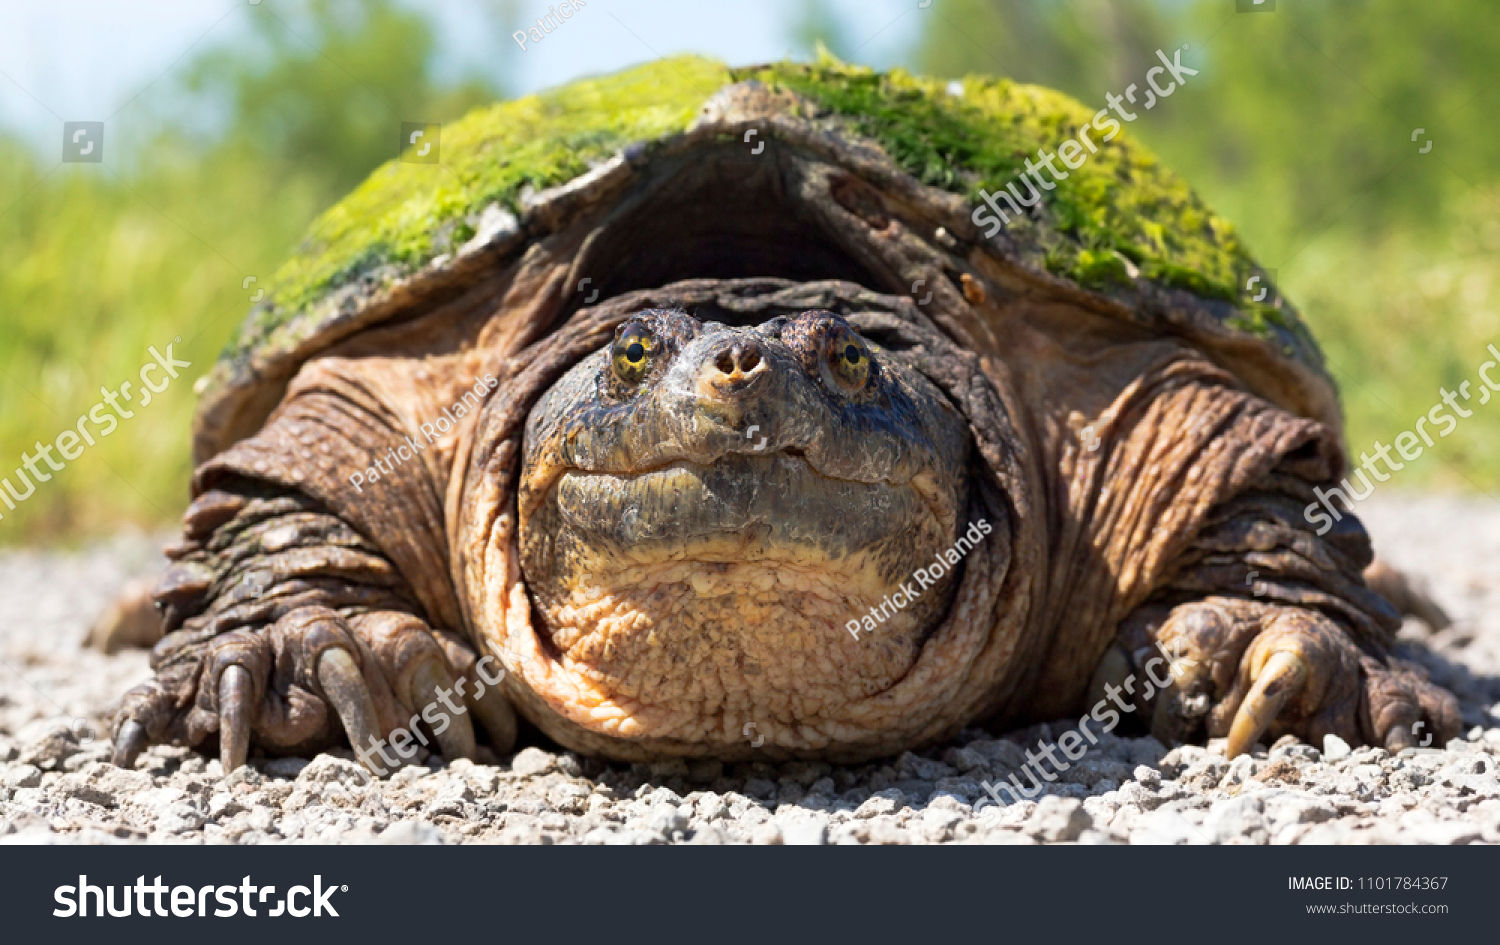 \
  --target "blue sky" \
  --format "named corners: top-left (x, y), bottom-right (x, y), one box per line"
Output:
top-left (0, 0), bottom-right (920, 156)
